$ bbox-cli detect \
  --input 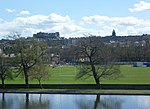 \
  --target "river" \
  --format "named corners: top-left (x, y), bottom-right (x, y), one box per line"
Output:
top-left (0, 93), bottom-right (150, 109)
